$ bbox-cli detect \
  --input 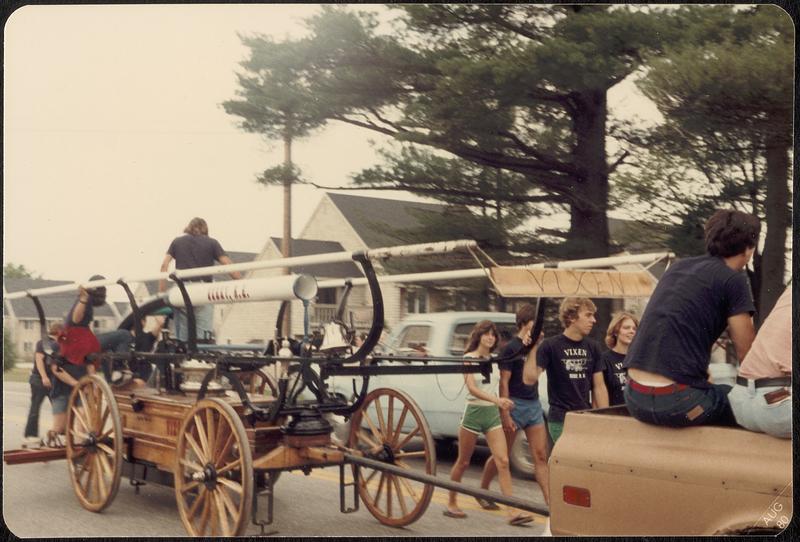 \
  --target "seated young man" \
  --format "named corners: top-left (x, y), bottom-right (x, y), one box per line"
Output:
top-left (727, 284), bottom-right (791, 438)
top-left (624, 209), bottom-right (759, 427)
